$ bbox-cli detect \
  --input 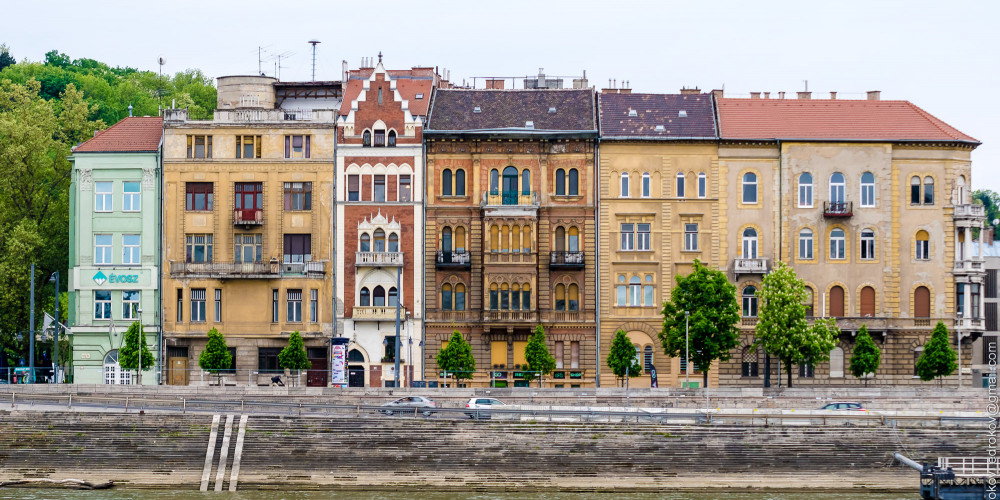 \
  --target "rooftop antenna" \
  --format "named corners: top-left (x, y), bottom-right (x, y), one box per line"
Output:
top-left (308, 40), bottom-right (321, 81)
top-left (804, 80), bottom-right (809, 92)
top-left (157, 56), bottom-right (166, 109)
top-left (258, 46), bottom-right (262, 75)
